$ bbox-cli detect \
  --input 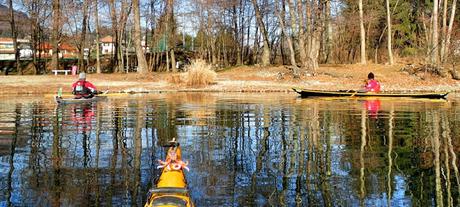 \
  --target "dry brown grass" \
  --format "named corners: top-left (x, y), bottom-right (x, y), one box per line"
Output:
top-left (166, 59), bottom-right (217, 87)
top-left (167, 74), bottom-right (183, 85)
top-left (185, 59), bottom-right (217, 87)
